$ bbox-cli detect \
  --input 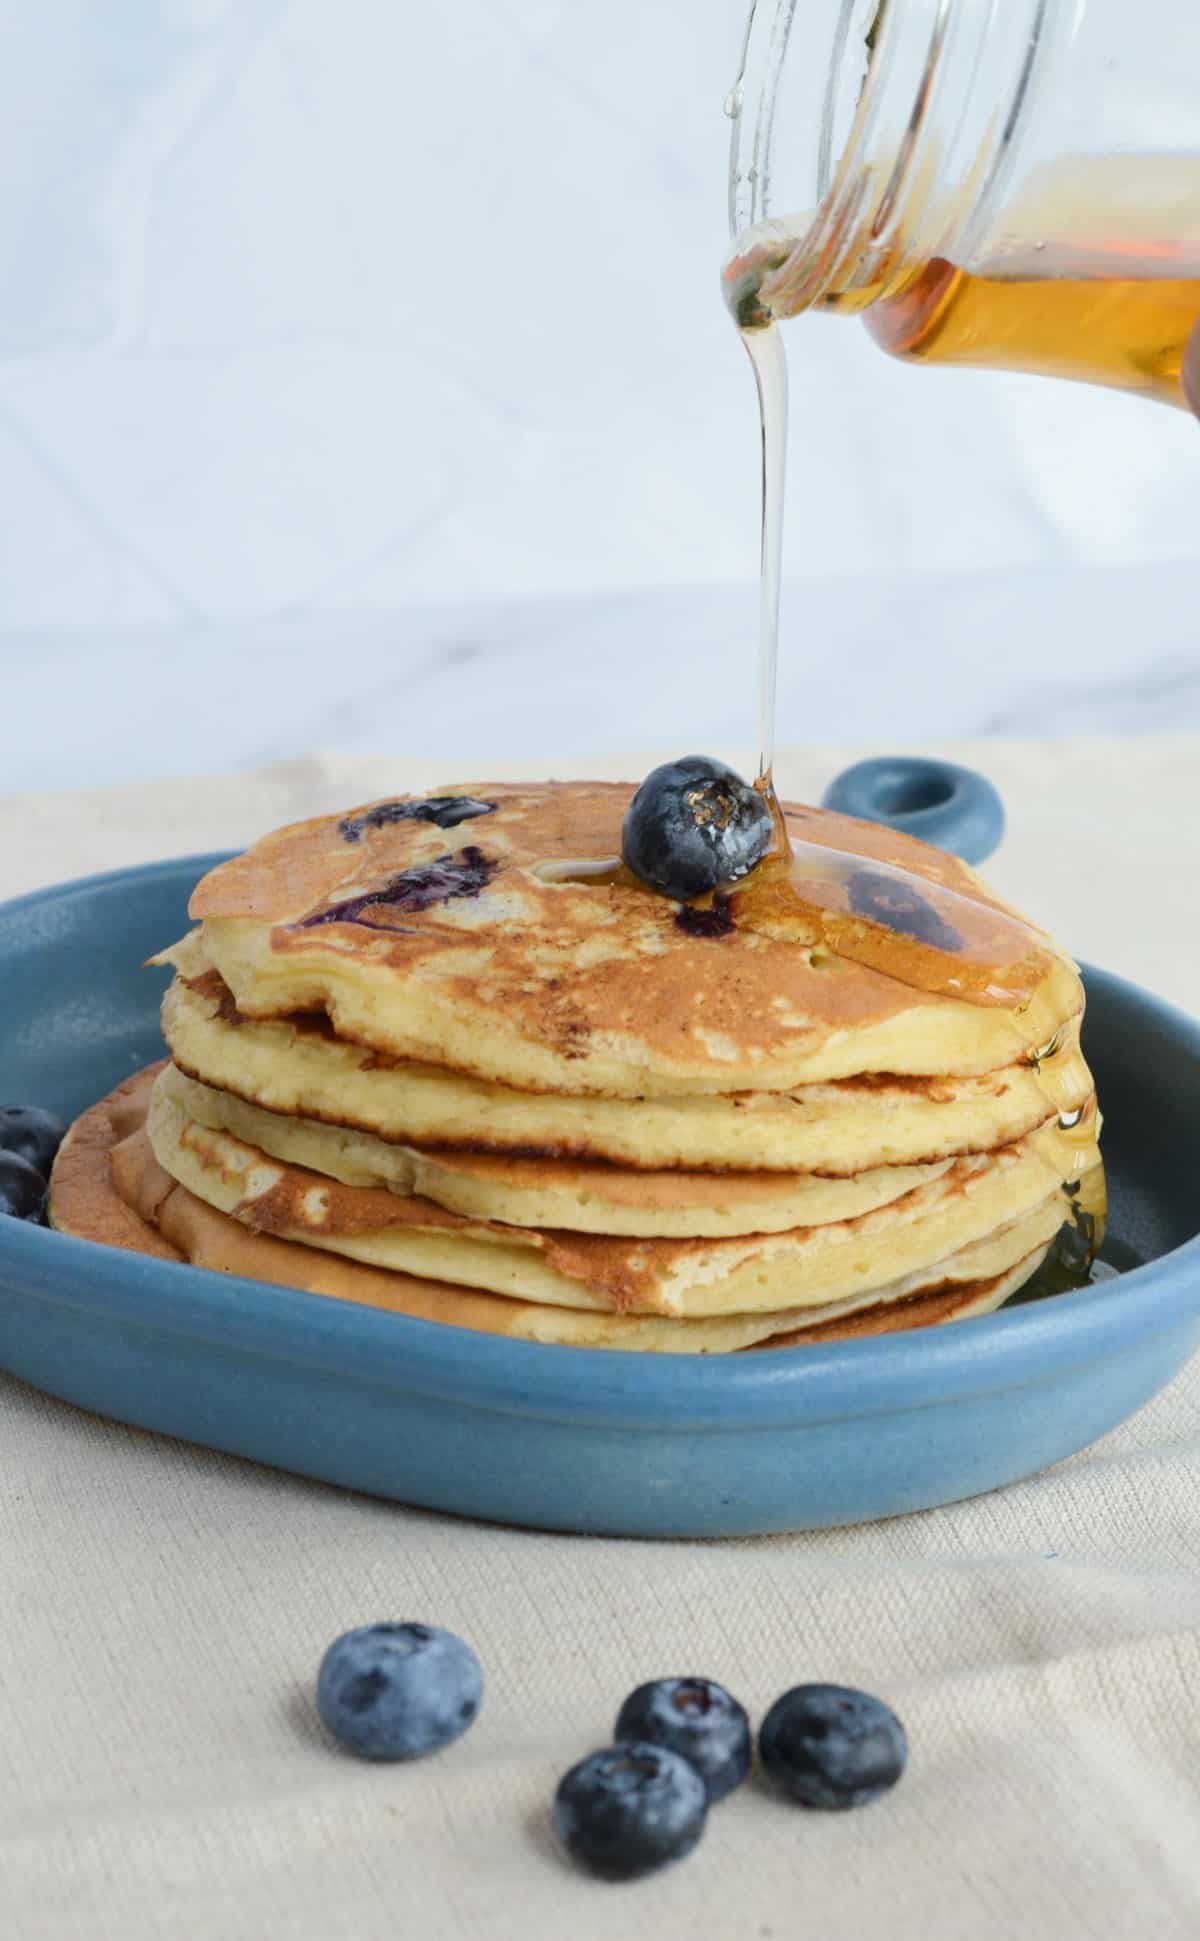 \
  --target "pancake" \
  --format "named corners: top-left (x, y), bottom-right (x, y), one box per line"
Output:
top-left (48, 1071), bottom-right (1054, 1353)
top-left (145, 1070), bottom-right (1104, 1319)
top-left (51, 769), bottom-right (1108, 1359)
top-left (48, 1066), bottom-right (184, 1263)
top-left (159, 782), bottom-right (1085, 1097)
top-left (754, 1267), bottom-right (1034, 1348)
top-left (158, 1063), bottom-right (957, 1237)
top-left (161, 969), bottom-right (1093, 1175)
